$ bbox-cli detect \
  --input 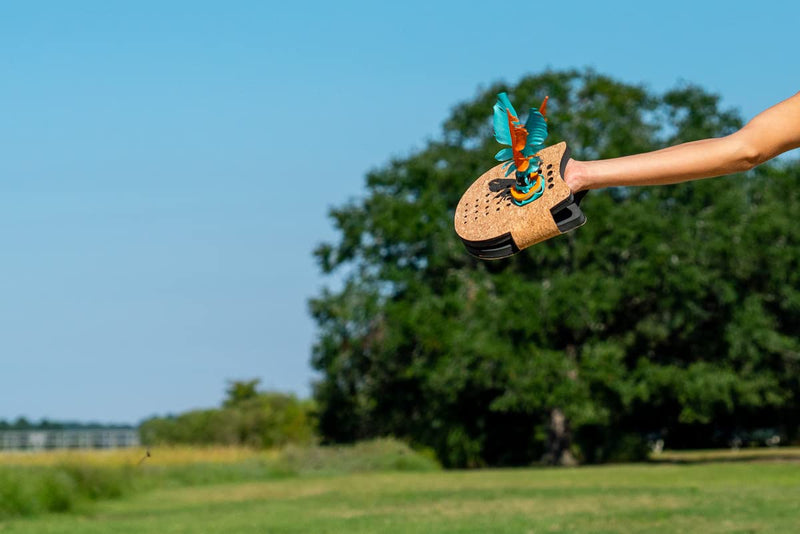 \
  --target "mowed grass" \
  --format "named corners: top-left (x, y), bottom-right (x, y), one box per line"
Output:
top-left (651, 446), bottom-right (800, 463)
top-left (3, 461), bottom-right (799, 534)
top-left (0, 440), bottom-right (439, 521)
